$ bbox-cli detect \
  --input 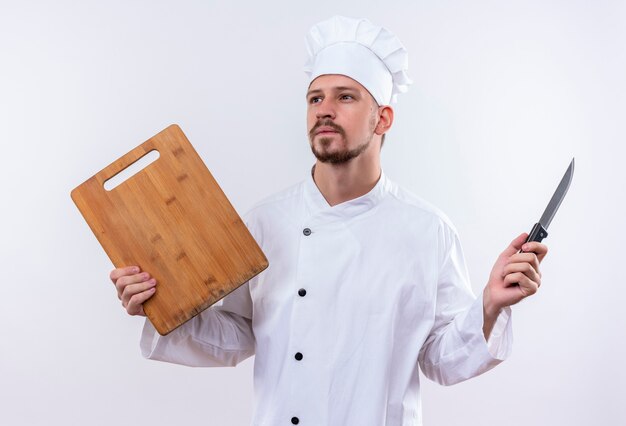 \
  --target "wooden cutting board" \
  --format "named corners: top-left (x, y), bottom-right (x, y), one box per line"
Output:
top-left (71, 124), bottom-right (268, 335)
